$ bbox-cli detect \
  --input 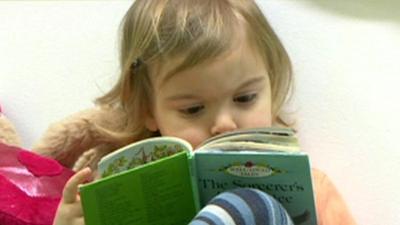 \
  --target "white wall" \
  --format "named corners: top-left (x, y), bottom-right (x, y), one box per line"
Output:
top-left (0, 1), bottom-right (126, 144)
top-left (257, 1), bottom-right (400, 224)
top-left (1, 1), bottom-right (399, 225)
